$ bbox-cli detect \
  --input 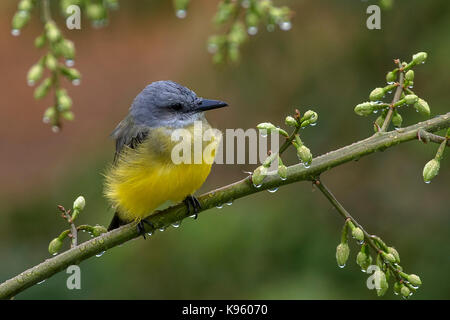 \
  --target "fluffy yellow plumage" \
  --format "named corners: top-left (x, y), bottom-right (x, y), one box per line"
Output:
top-left (104, 121), bottom-right (220, 222)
